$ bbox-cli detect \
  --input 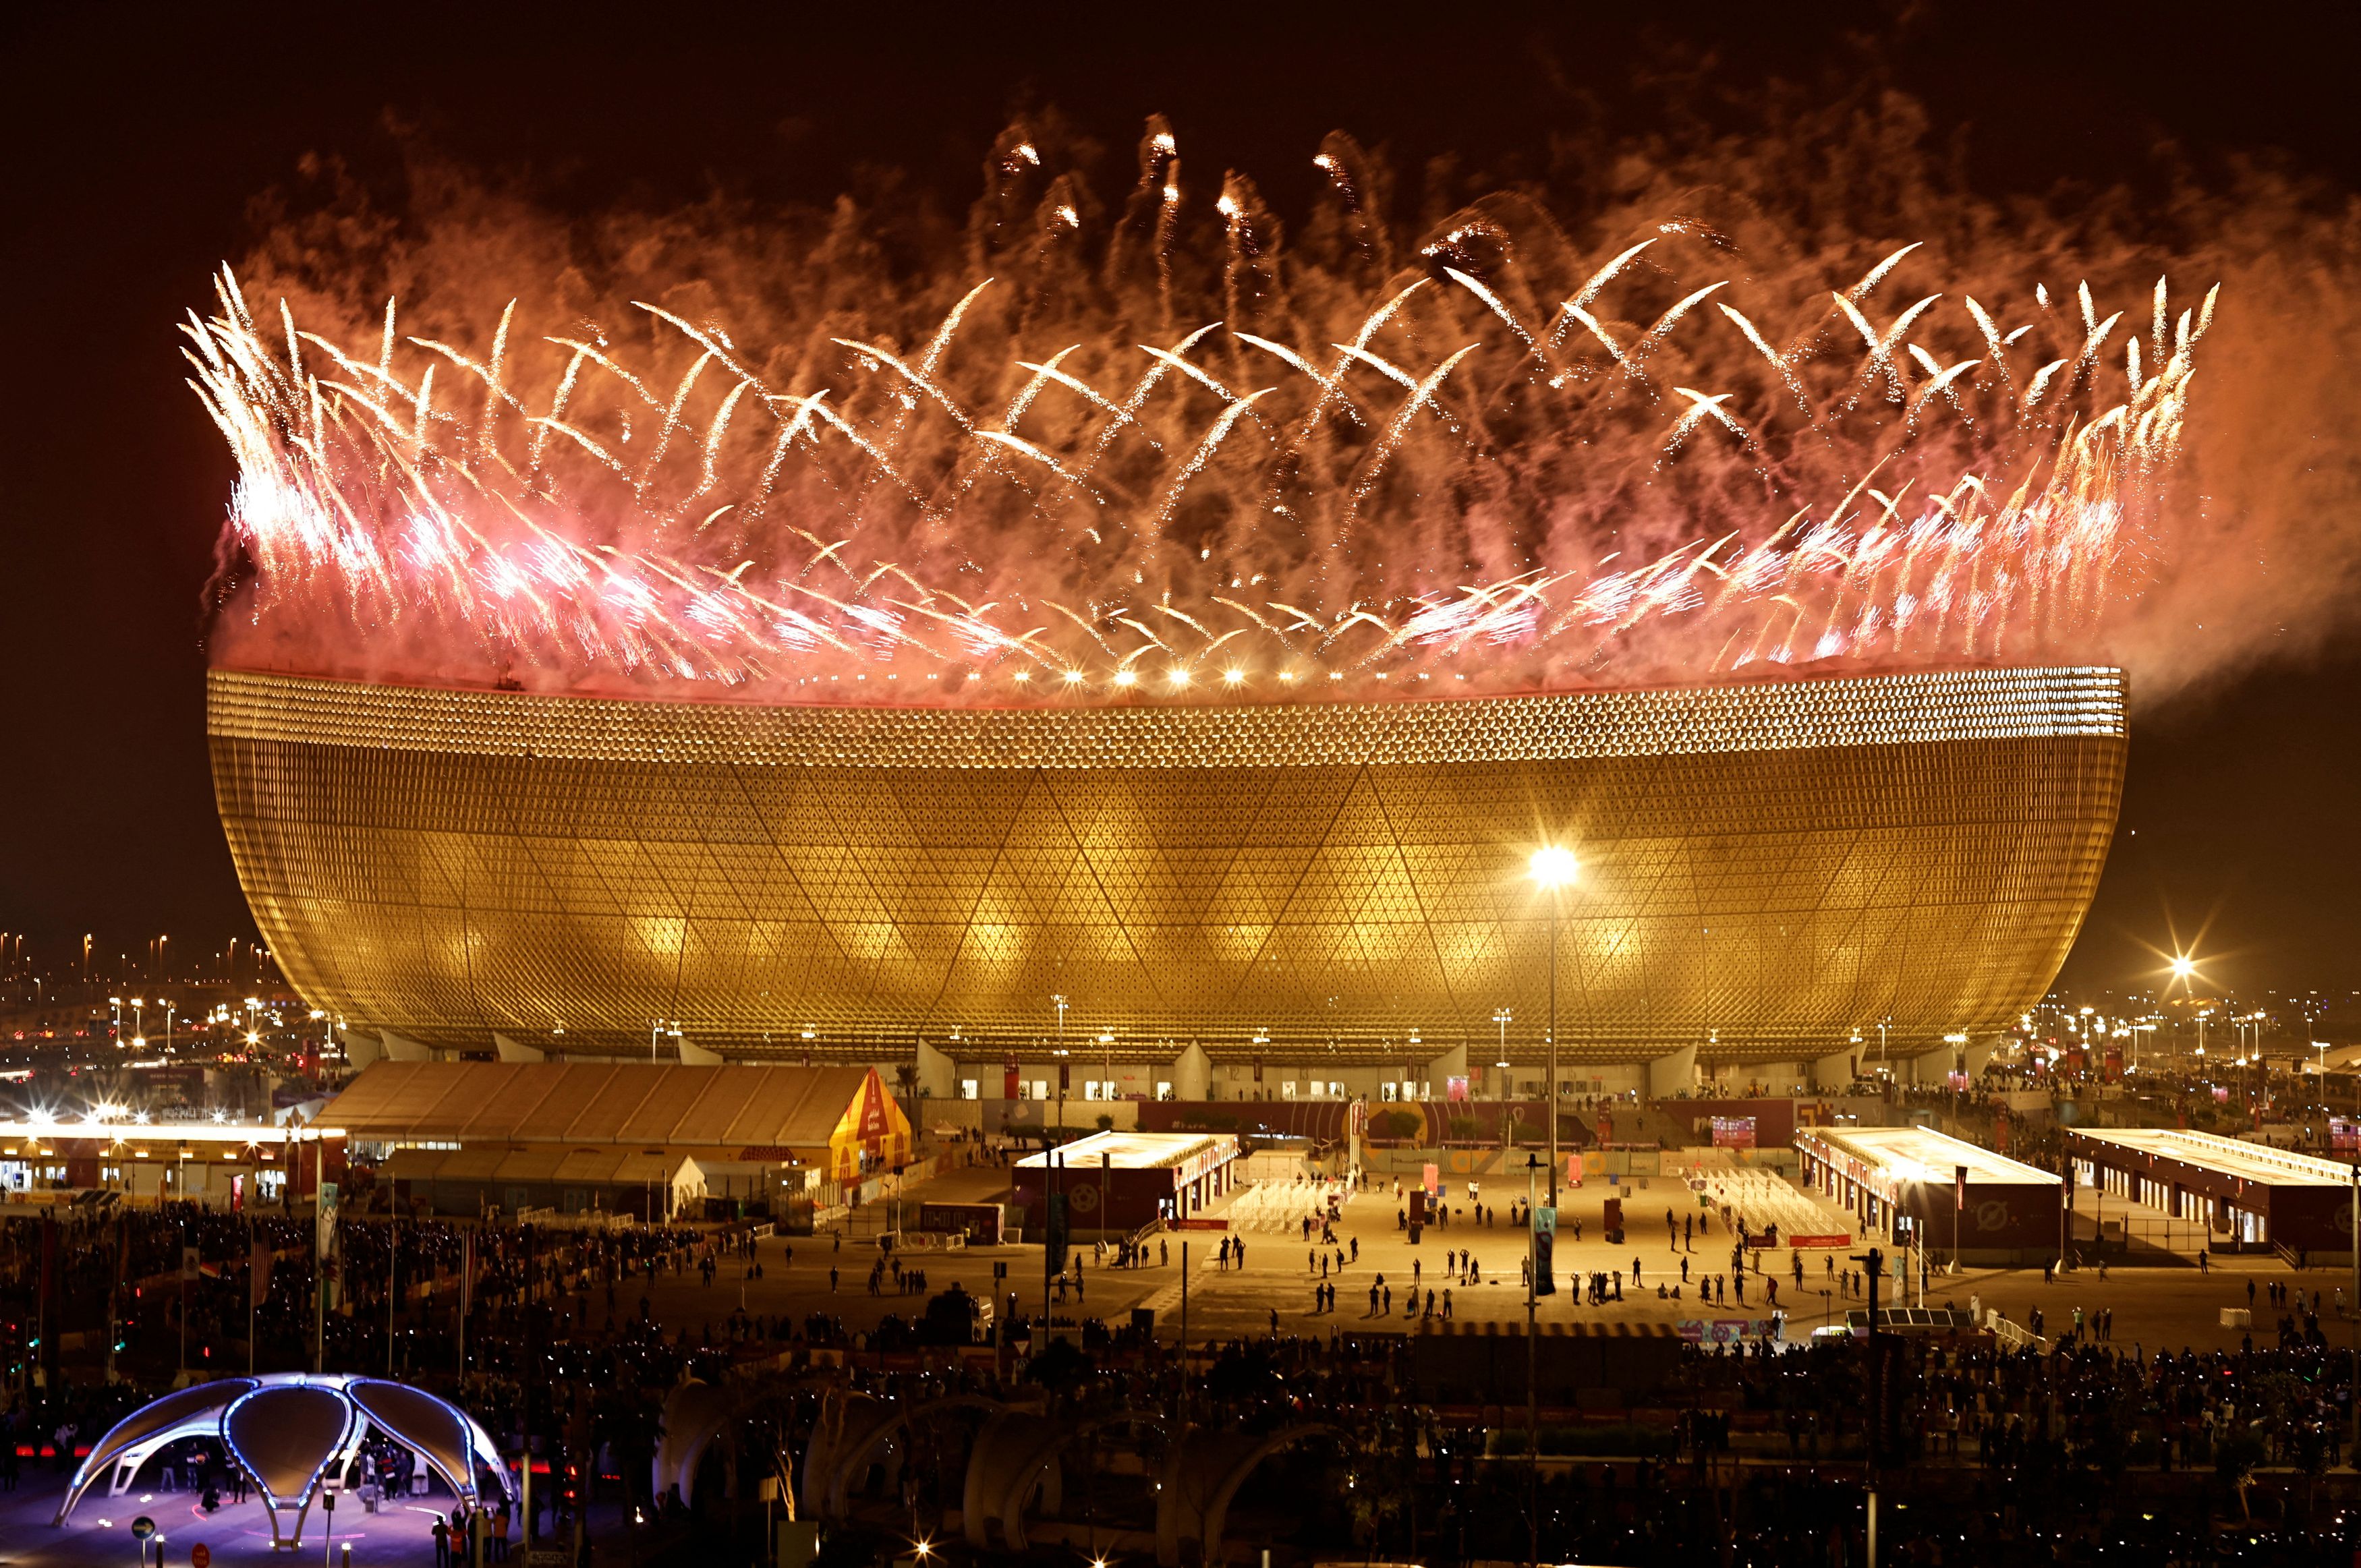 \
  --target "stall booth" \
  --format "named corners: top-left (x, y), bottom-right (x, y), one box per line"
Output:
top-left (1011, 1130), bottom-right (1241, 1238)
top-left (1794, 1124), bottom-right (2061, 1267)
top-left (2061, 1127), bottom-right (2356, 1257)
